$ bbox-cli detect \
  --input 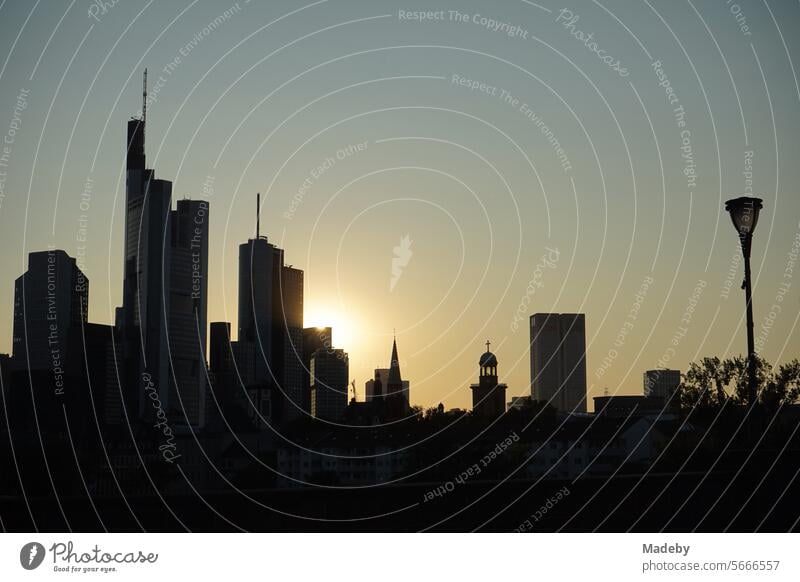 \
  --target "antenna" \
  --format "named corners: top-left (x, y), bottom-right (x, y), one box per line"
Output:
top-left (142, 68), bottom-right (147, 142)
top-left (256, 193), bottom-right (260, 238)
